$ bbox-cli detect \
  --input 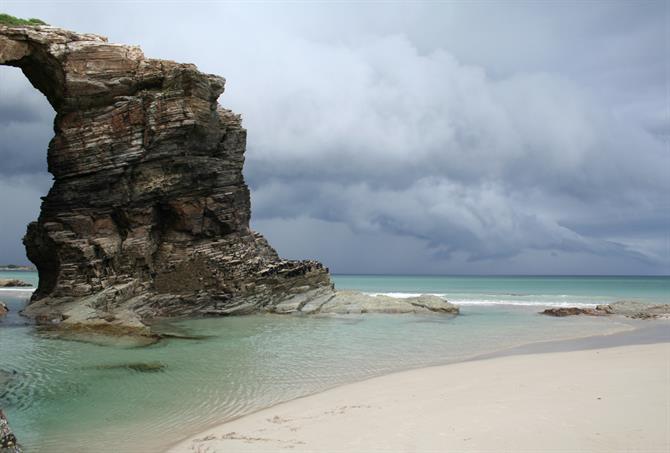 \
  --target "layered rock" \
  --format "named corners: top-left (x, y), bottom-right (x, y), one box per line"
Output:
top-left (272, 291), bottom-right (459, 315)
top-left (0, 25), bottom-right (333, 330)
top-left (0, 279), bottom-right (32, 288)
top-left (540, 306), bottom-right (611, 317)
top-left (541, 301), bottom-right (670, 319)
